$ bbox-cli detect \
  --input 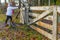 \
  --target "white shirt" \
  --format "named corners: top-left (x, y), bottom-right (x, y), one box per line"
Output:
top-left (6, 5), bottom-right (18, 16)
